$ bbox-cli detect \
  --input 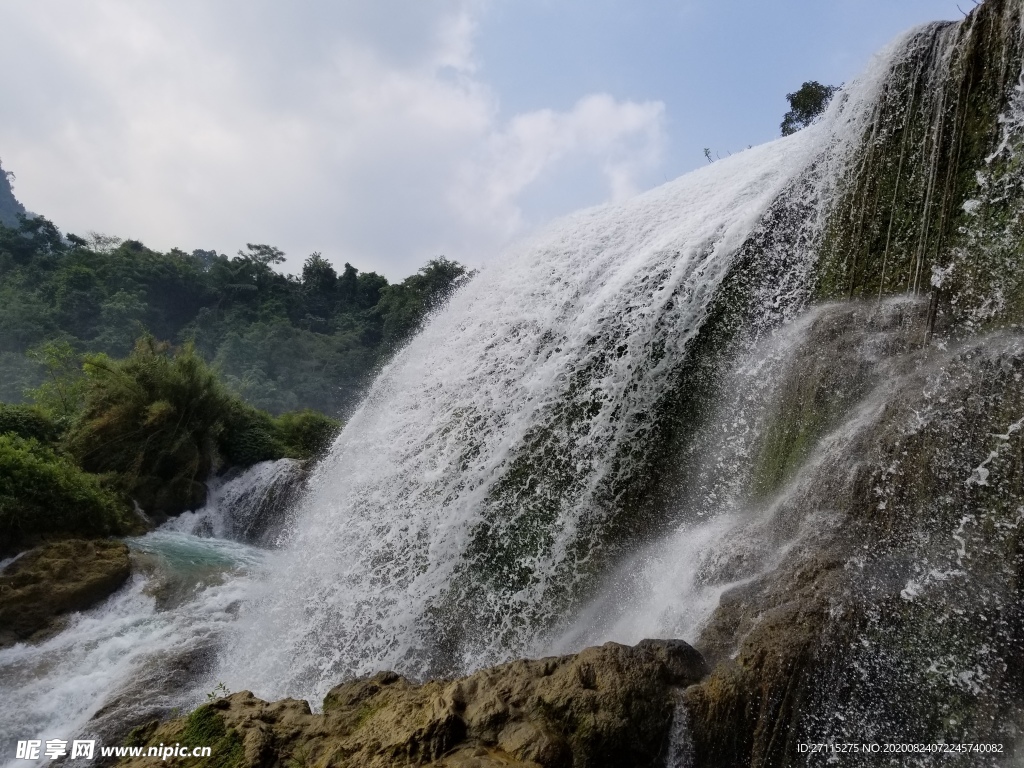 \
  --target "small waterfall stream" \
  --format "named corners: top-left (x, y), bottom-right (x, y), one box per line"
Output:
top-left (0, 460), bottom-right (302, 768)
